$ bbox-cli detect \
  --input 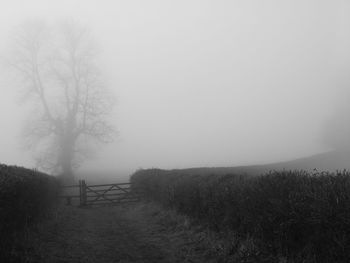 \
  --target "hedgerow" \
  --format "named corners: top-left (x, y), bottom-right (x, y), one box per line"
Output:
top-left (131, 169), bottom-right (350, 262)
top-left (0, 164), bottom-right (60, 261)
